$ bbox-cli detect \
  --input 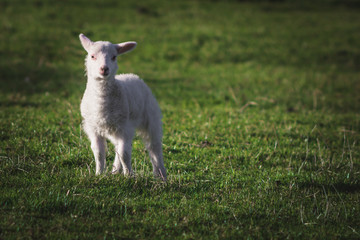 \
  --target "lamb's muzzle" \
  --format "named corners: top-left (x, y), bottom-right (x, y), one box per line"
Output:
top-left (100, 65), bottom-right (109, 76)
